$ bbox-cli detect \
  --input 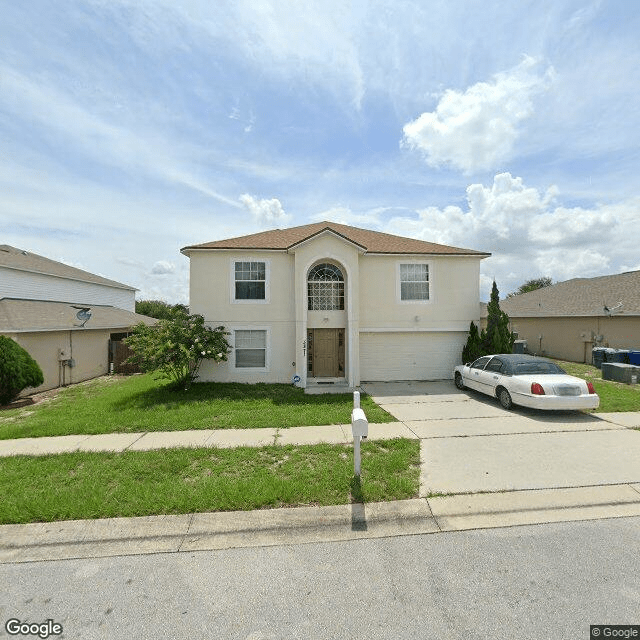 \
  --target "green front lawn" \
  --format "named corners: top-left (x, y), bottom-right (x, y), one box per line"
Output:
top-left (0, 439), bottom-right (420, 524)
top-left (0, 374), bottom-right (394, 440)
top-left (554, 359), bottom-right (640, 412)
